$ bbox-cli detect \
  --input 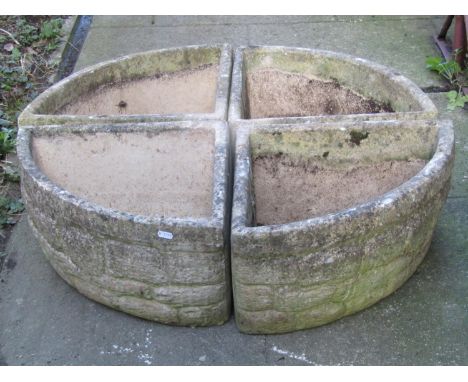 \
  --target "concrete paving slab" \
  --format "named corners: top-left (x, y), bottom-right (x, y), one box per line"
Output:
top-left (76, 16), bottom-right (445, 88)
top-left (430, 93), bottom-right (468, 198)
top-left (91, 16), bottom-right (442, 28)
top-left (246, 18), bottom-right (444, 88)
top-left (1, 15), bottom-right (467, 366)
top-left (91, 16), bottom-right (155, 28)
top-left (75, 23), bottom-right (250, 70)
